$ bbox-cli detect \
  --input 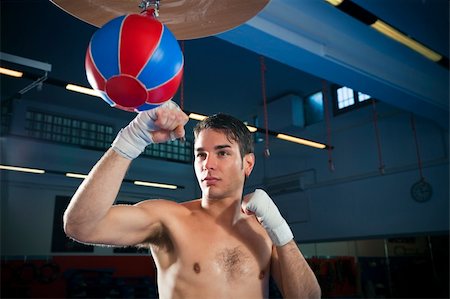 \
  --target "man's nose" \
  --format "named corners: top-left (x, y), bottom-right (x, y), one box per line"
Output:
top-left (203, 154), bottom-right (217, 170)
